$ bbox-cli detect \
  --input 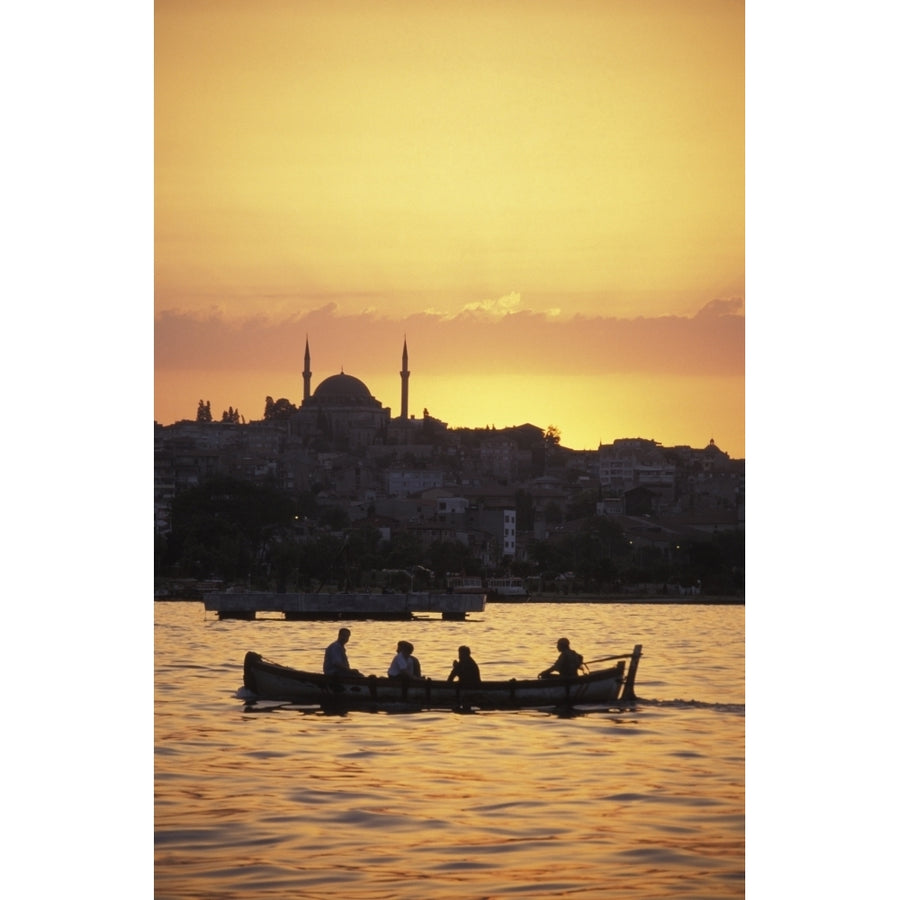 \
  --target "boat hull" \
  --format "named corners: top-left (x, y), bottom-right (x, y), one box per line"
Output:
top-left (485, 578), bottom-right (529, 602)
top-left (446, 576), bottom-right (485, 595)
top-left (243, 652), bottom-right (628, 710)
